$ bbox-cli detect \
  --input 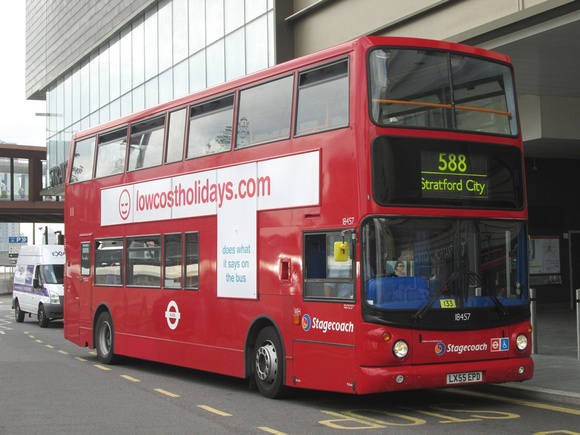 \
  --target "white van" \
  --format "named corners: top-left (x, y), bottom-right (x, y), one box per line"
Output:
top-left (12, 245), bottom-right (65, 327)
